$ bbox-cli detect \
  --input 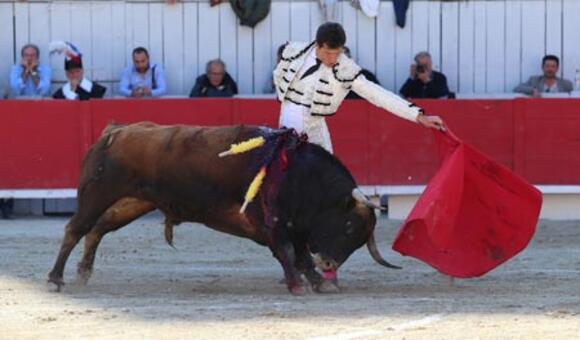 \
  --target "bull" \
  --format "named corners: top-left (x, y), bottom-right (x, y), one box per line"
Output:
top-left (48, 122), bottom-right (399, 295)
